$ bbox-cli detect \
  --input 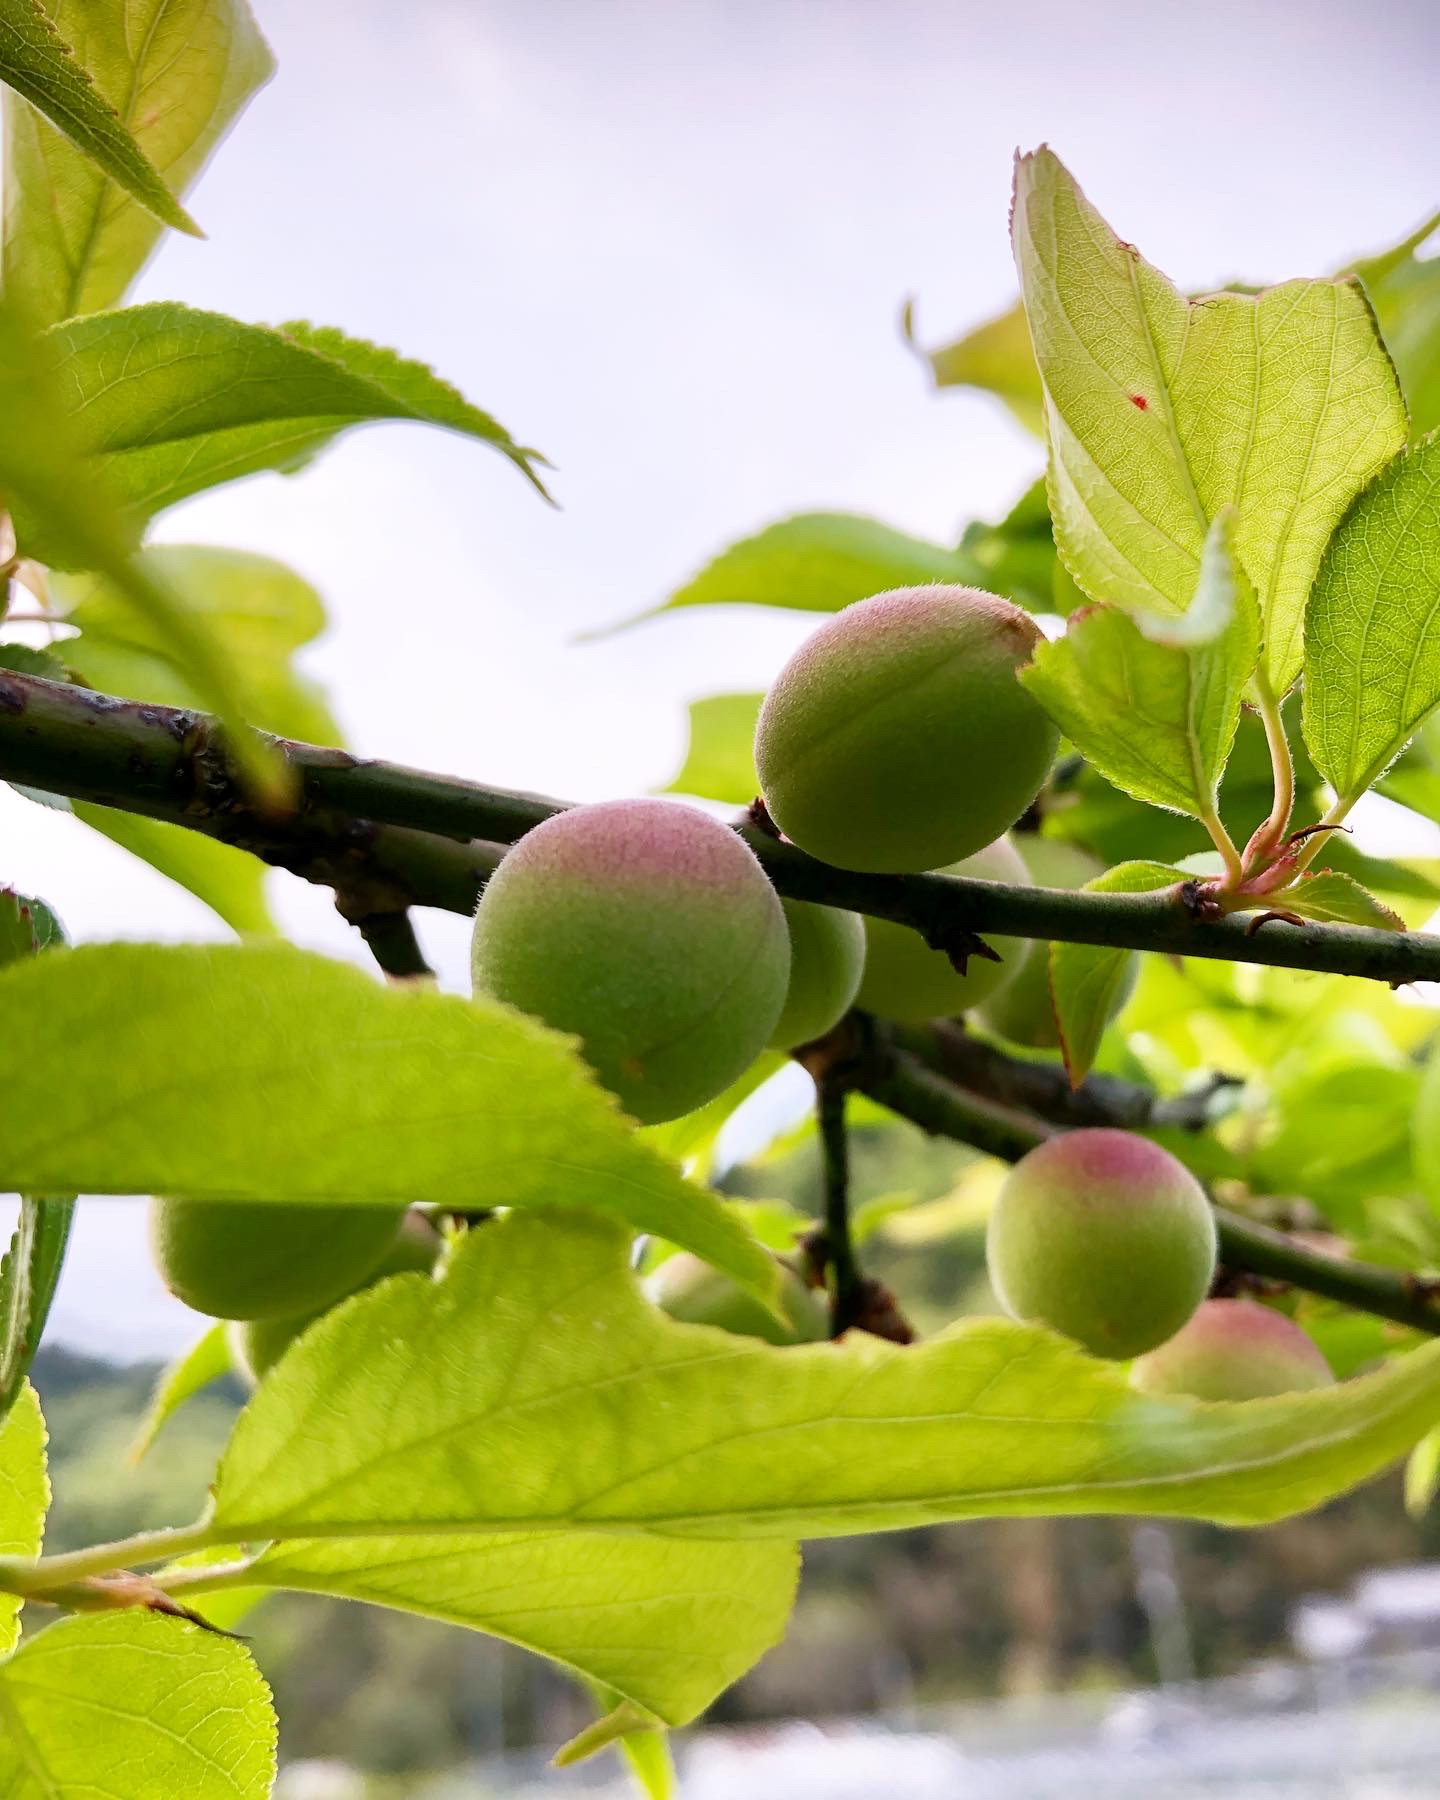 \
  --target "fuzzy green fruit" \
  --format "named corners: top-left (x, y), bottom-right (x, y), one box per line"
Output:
top-left (854, 836), bottom-right (1029, 1021)
top-left (1129, 1299), bottom-right (1333, 1401)
top-left (230, 1209), bottom-right (443, 1385)
top-left (471, 798), bottom-right (790, 1124)
top-left (648, 1251), bottom-right (829, 1345)
top-left (151, 1197), bottom-right (407, 1321)
top-left (755, 585), bottom-right (1058, 873)
top-left (979, 838), bottom-right (1137, 1050)
top-left (770, 898), bottom-right (866, 1050)
top-left (986, 1128), bottom-right (1216, 1359)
